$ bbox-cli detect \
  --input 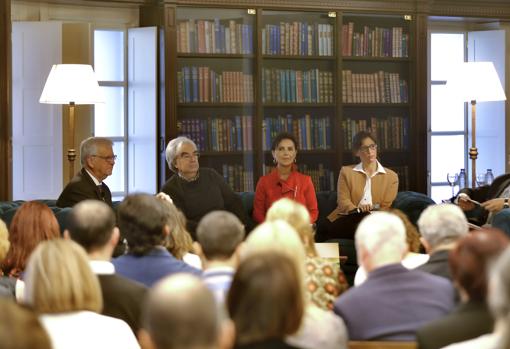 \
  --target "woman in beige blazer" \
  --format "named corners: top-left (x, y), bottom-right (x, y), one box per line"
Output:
top-left (319, 131), bottom-right (399, 241)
